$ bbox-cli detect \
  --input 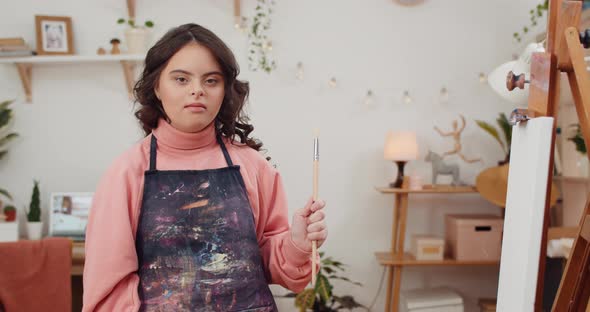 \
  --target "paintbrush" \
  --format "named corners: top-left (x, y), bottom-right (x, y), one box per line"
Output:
top-left (312, 128), bottom-right (320, 286)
